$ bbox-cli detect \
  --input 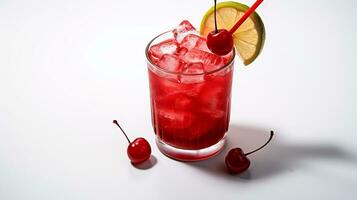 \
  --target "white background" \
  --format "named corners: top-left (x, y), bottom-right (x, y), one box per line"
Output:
top-left (1, 0), bottom-right (357, 199)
